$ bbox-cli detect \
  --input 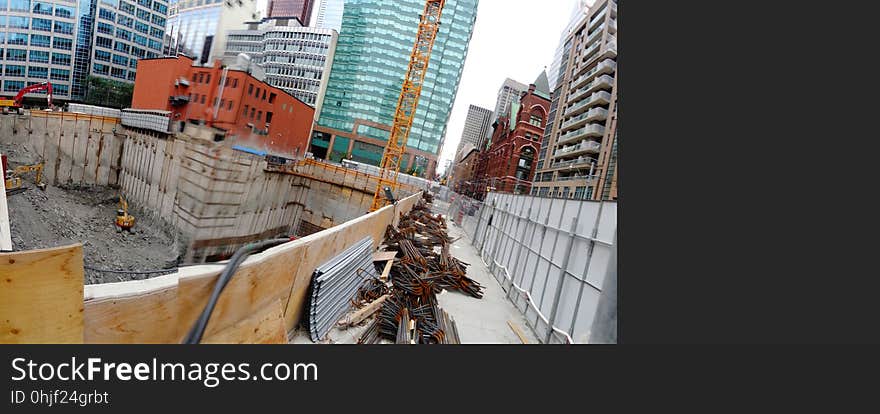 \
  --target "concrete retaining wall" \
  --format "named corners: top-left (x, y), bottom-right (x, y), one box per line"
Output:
top-left (0, 112), bottom-right (123, 187)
